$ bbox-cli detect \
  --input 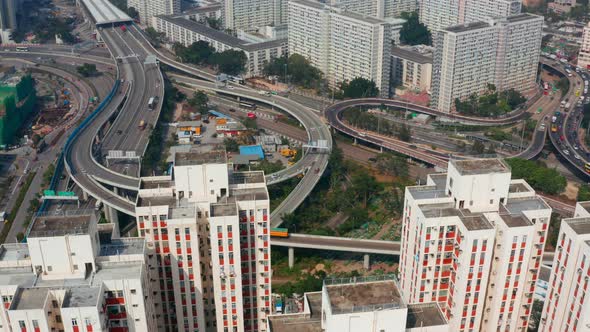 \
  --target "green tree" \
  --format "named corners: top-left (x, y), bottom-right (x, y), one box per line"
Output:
top-left (242, 118), bottom-right (257, 130)
top-left (188, 91), bottom-right (209, 114)
top-left (556, 77), bottom-right (570, 95)
top-left (350, 171), bottom-right (382, 208)
top-left (223, 138), bottom-right (239, 152)
top-left (339, 77), bottom-right (379, 98)
top-left (396, 124), bottom-right (411, 142)
top-left (578, 184), bottom-right (590, 201)
top-left (206, 17), bottom-right (222, 30)
top-left (287, 54), bottom-right (323, 88)
top-left (76, 63), bottom-right (98, 77)
top-left (212, 50), bottom-right (247, 75)
top-left (127, 7), bottom-right (139, 19)
top-left (505, 158), bottom-right (567, 195)
top-left (471, 140), bottom-right (485, 154)
top-left (547, 213), bottom-right (561, 249)
top-left (375, 153), bottom-right (409, 179)
top-left (569, 5), bottom-right (588, 20)
top-left (399, 11), bottom-right (432, 46)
